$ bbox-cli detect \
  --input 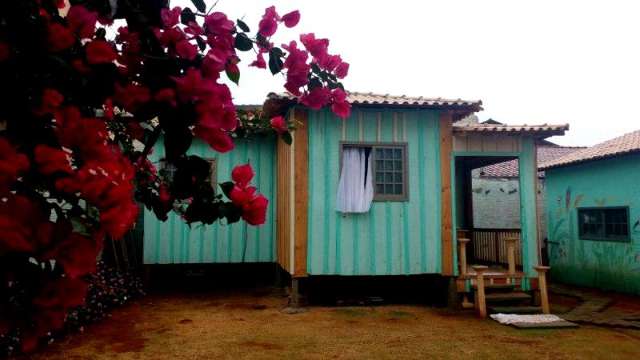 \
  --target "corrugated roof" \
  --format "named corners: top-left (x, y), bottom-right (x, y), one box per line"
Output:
top-left (479, 146), bottom-right (585, 178)
top-left (540, 130), bottom-right (640, 169)
top-left (454, 123), bottom-right (569, 136)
